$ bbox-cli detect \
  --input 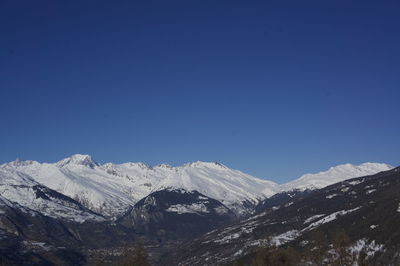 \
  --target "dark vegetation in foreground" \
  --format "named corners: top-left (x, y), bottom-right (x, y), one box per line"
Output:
top-left (232, 229), bottom-right (400, 266)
